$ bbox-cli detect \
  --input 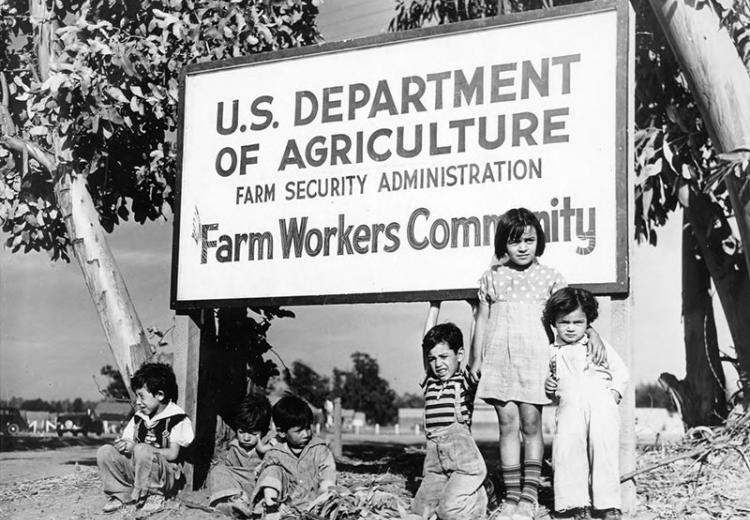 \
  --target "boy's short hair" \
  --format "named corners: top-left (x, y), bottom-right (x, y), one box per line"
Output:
top-left (422, 323), bottom-right (463, 354)
top-left (235, 393), bottom-right (272, 434)
top-left (272, 394), bottom-right (313, 432)
top-left (494, 207), bottom-right (546, 259)
top-left (543, 287), bottom-right (599, 327)
top-left (131, 362), bottom-right (178, 403)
